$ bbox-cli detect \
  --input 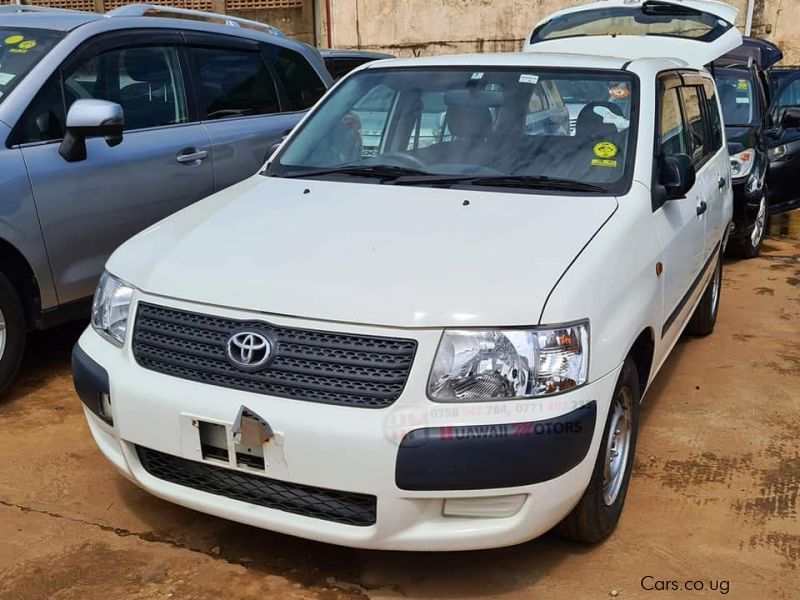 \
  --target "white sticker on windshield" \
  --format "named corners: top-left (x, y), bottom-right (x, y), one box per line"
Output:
top-left (470, 72), bottom-right (484, 80)
top-left (735, 97), bottom-right (750, 104)
top-left (519, 74), bottom-right (539, 85)
top-left (0, 72), bottom-right (15, 86)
